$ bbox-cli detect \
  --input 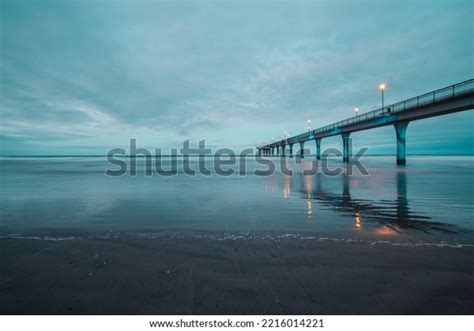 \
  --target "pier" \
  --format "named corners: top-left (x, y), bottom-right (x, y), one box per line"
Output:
top-left (257, 79), bottom-right (474, 164)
